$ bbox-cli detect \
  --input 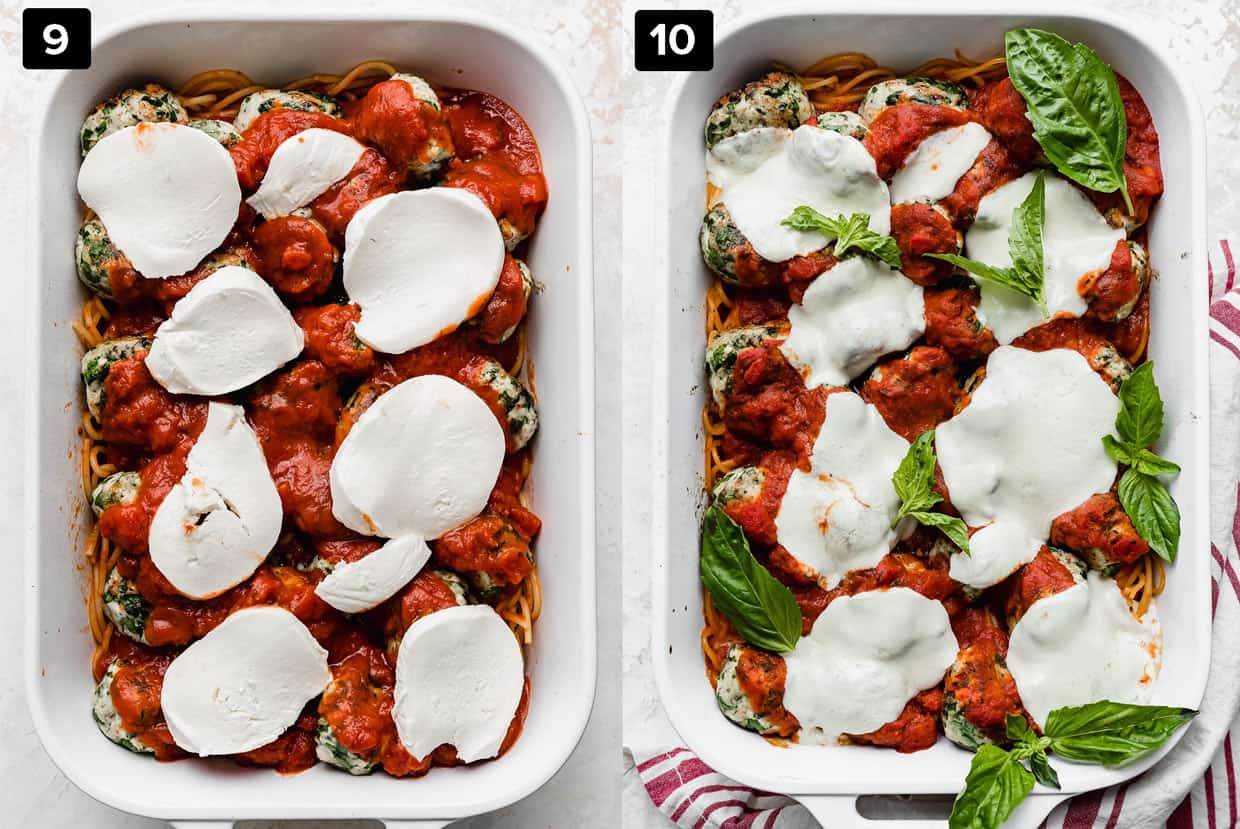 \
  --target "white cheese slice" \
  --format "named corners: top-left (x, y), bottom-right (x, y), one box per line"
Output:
top-left (246, 128), bottom-right (366, 219)
top-left (889, 122), bottom-right (992, 204)
top-left (343, 188), bottom-right (504, 353)
top-left (314, 534), bottom-right (431, 614)
top-left (780, 256), bottom-right (924, 389)
top-left (149, 402), bottom-right (283, 599)
top-left (965, 171), bottom-right (1125, 344)
top-left (161, 606), bottom-right (331, 756)
top-left (330, 374), bottom-right (504, 539)
top-left (77, 123), bottom-right (242, 279)
top-left (1007, 571), bottom-right (1161, 728)
top-left (937, 347), bottom-right (1120, 588)
top-left (783, 587), bottom-right (958, 742)
top-left (706, 125), bottom-right (891, 262)
top-left (775, 392), bottom-right (909, 589)
top-left (145, 265), bottom-right (304, 396)
top-left (392, 604), bottom-right (524, 763)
